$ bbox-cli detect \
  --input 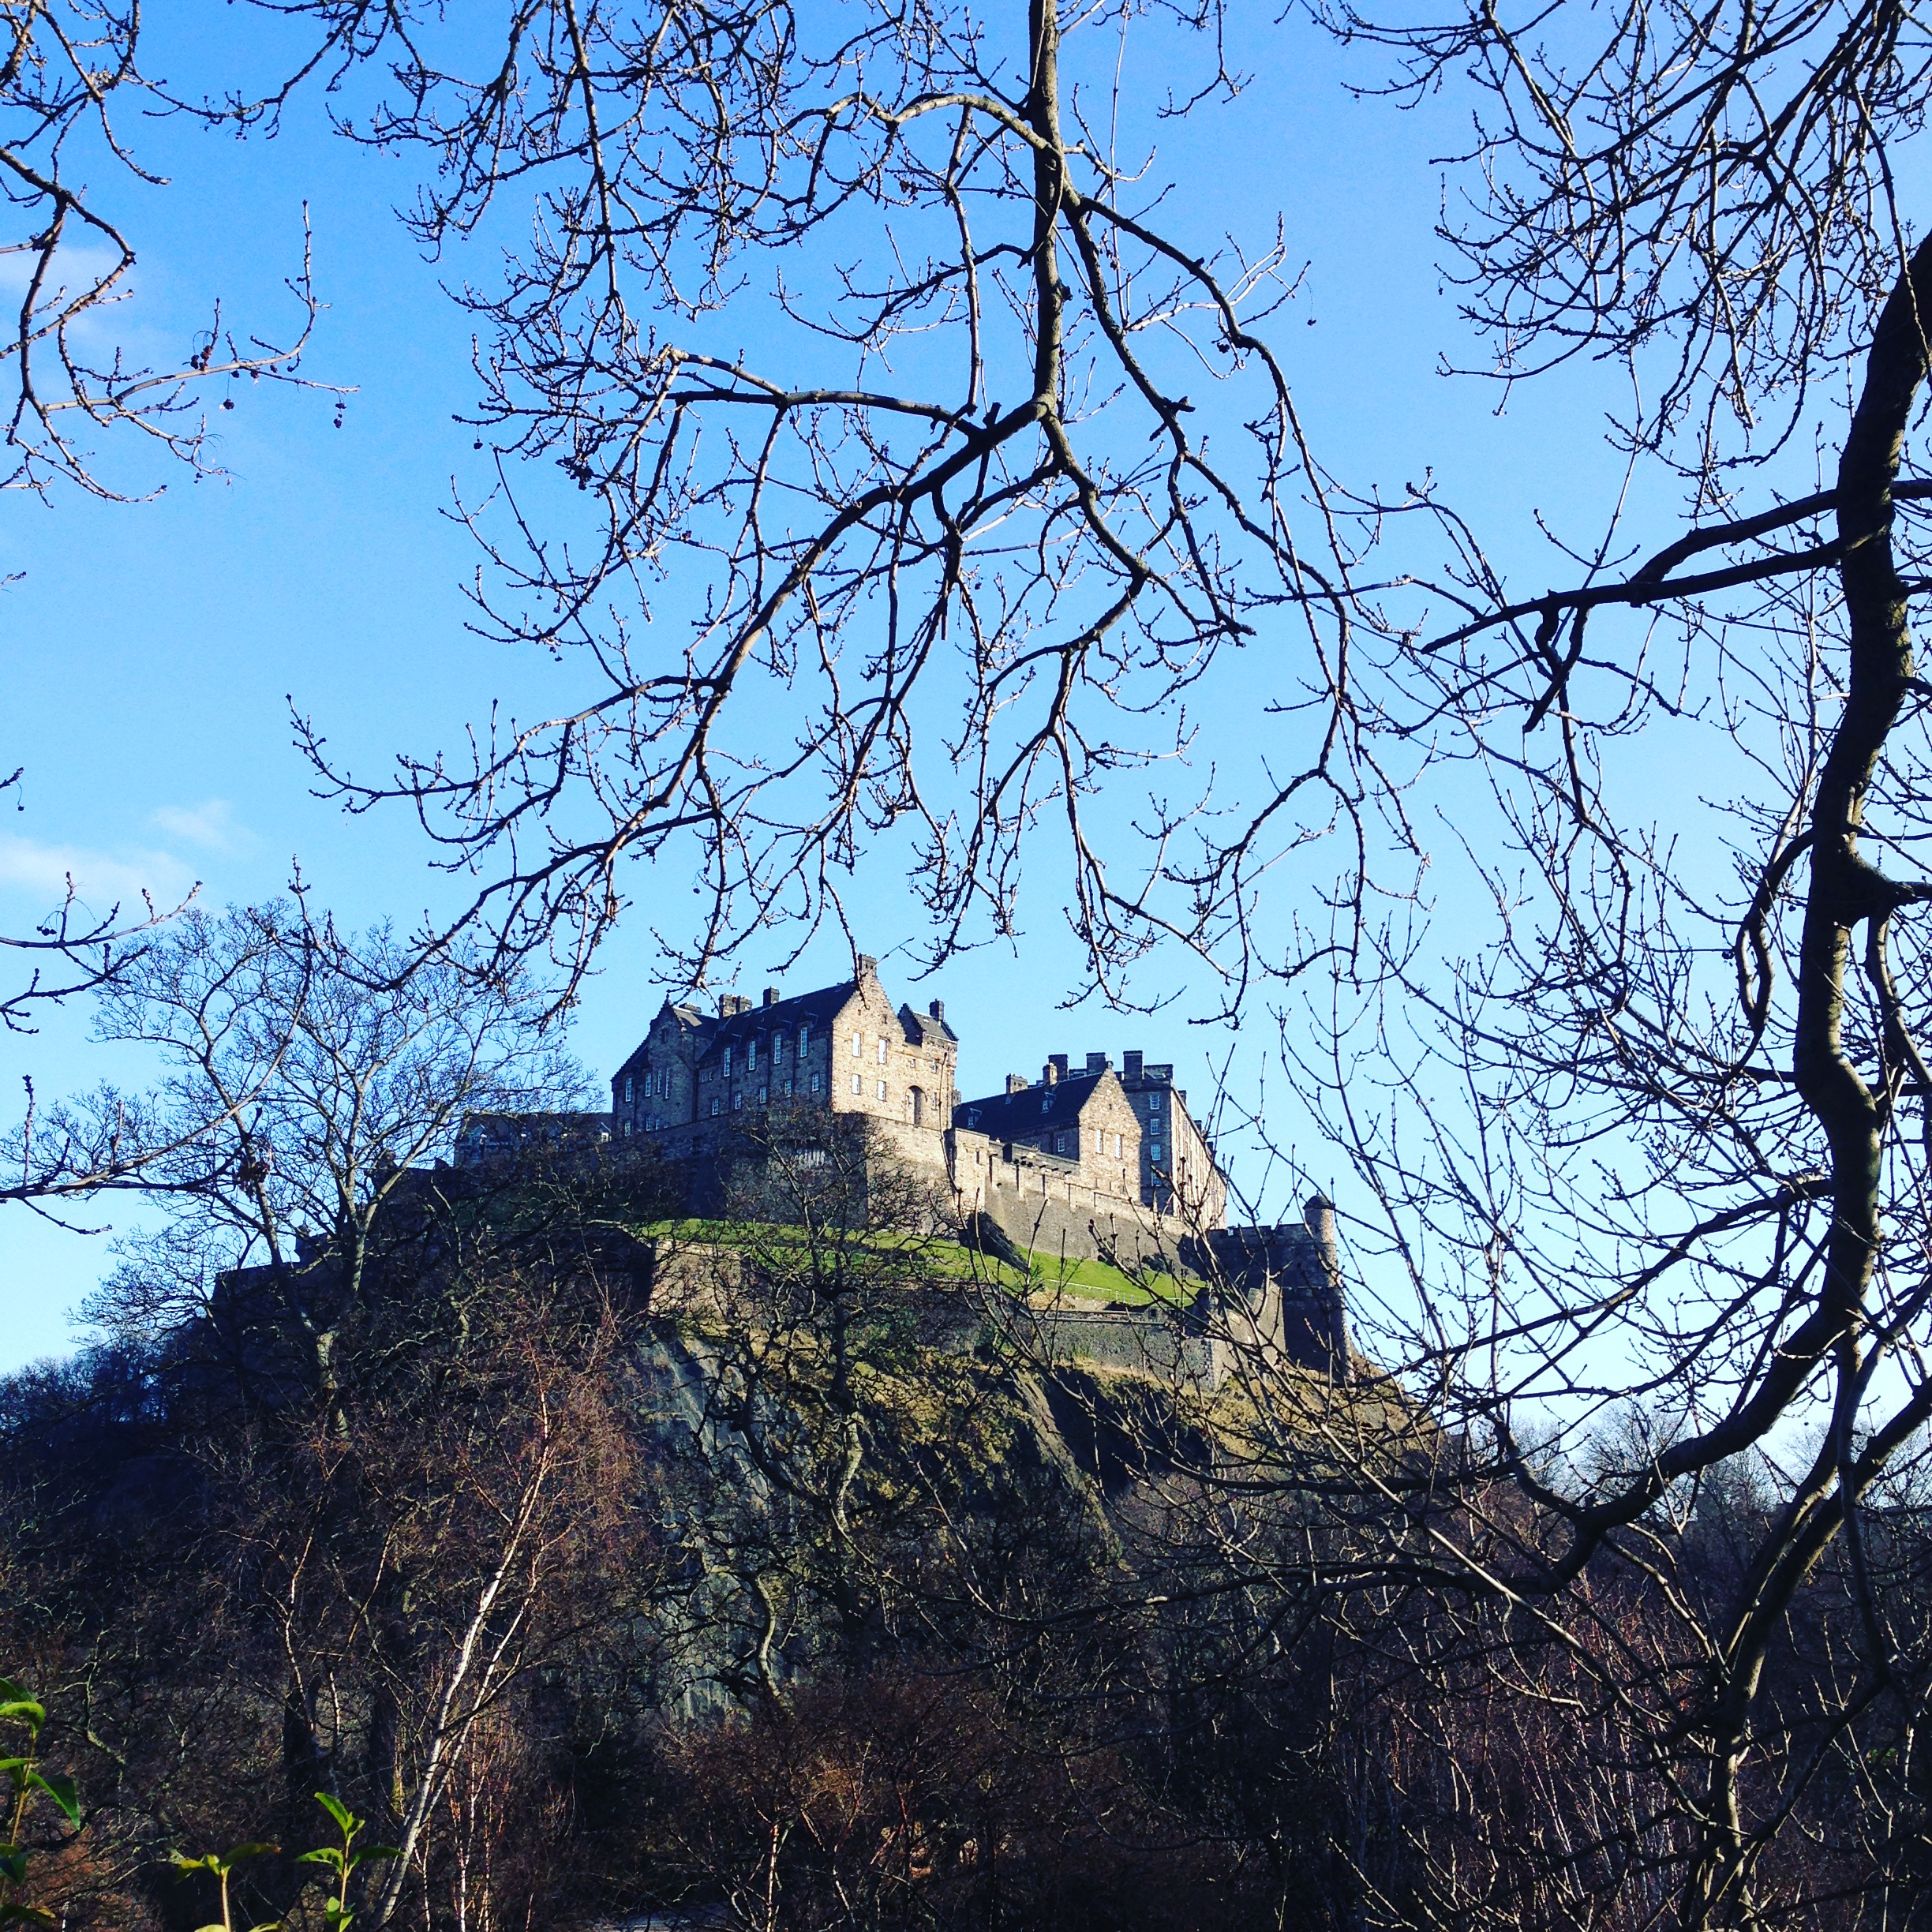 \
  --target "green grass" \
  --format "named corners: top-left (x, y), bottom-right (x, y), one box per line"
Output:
top-left (631, 1219), bottom-right (1193, 1306)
